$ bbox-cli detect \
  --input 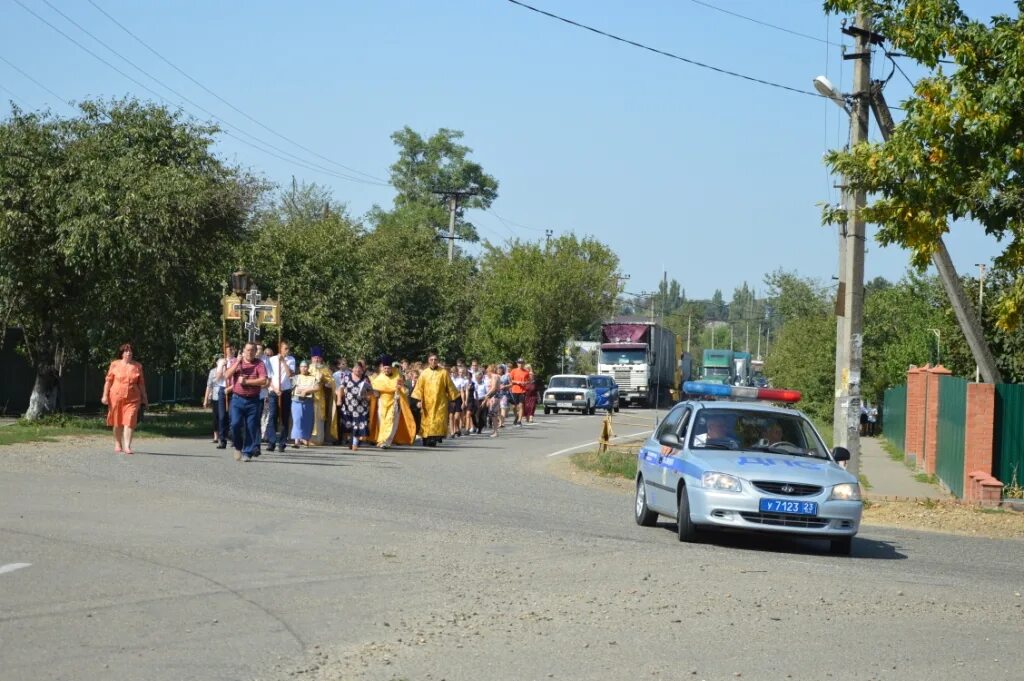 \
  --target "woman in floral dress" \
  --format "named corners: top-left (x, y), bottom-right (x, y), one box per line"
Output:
top-left (337, 361), bottom-right (371, 451)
